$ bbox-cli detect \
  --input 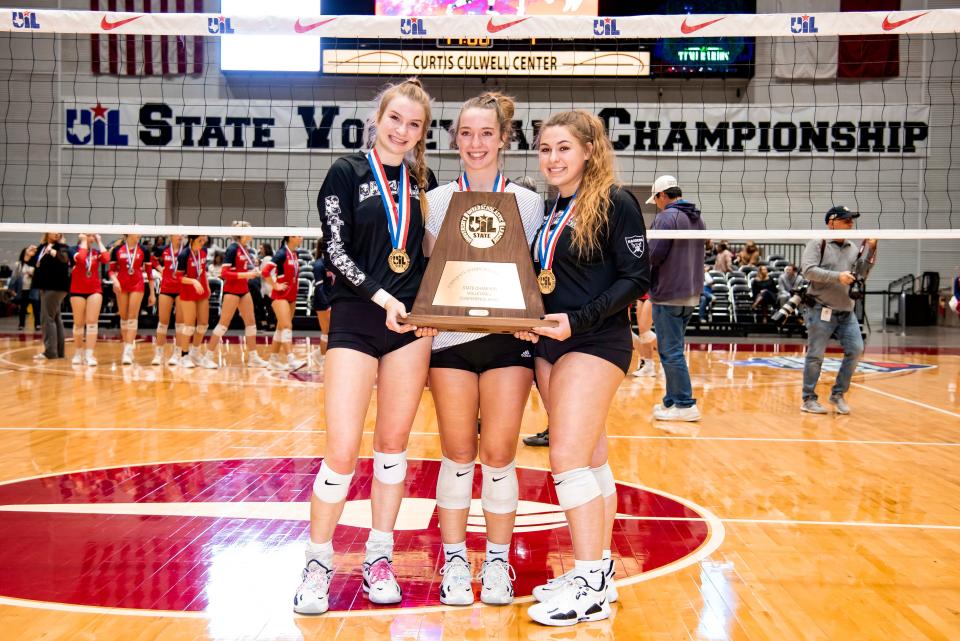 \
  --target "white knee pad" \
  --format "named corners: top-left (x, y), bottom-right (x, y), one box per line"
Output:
top-left (481, 460), bottom-right (519, 515)
top-left (312, 460), bottom-right (354, 504)
top-left (553, 467), bottom-right (601, 511)
top-left (280, 329), bottom-right (293, 344)
top-left (372, 450), bottom-right (407, 485)
top-left (591, 462), bottom-right (617, 498)
top-left (181, 325), bottom-right (196, 338)
top-left (244, 325), bottom-right (257, 337)
top-left (85, 324), bottom-right (98, 339)
top-left (156, 323), bottom-right (168, 336)
top-left (194, 324), bottom-right (205, 336)
top-left (126, 319), bottom-right (138, 332)
top-left (212, 324), bottom-right (228, 337)
top-left (120, 319), bottom-right (133, 331)
top-left (436, 457), bottom-right (475, 510)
